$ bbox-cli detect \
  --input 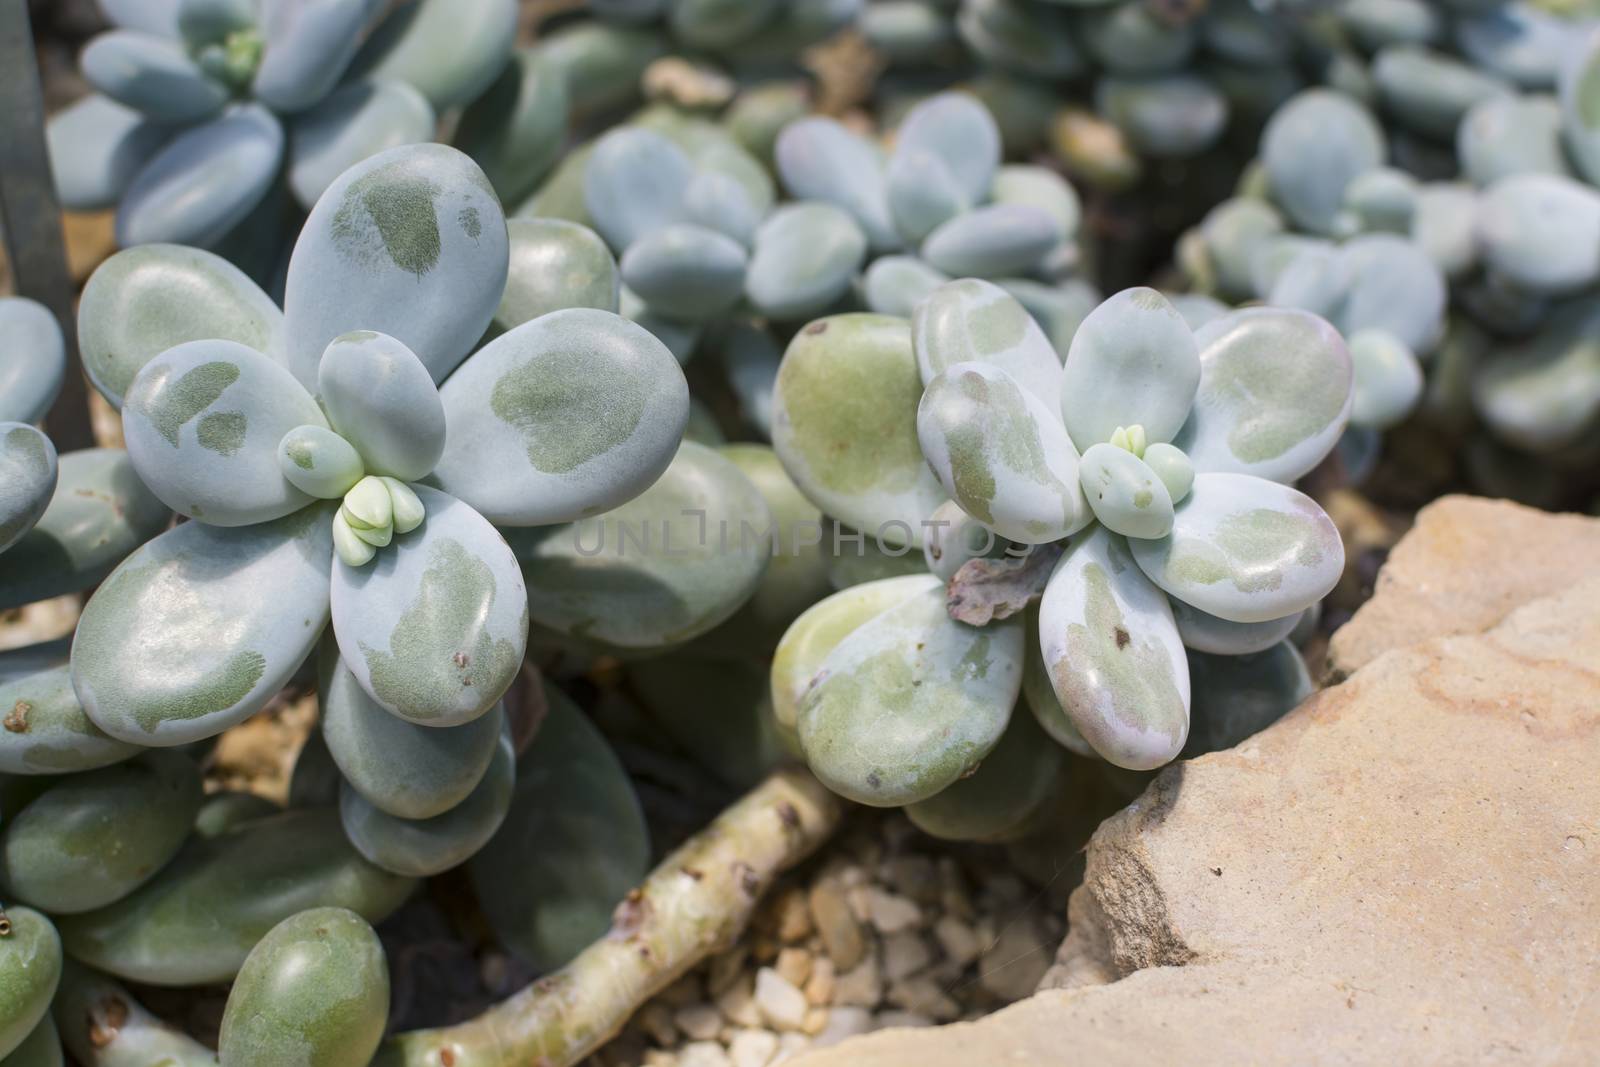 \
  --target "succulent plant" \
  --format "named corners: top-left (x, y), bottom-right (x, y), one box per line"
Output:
top-left (771, 281), bottom-right (1350, 797)
top-left (49, 0), bottom-right (518, 266)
